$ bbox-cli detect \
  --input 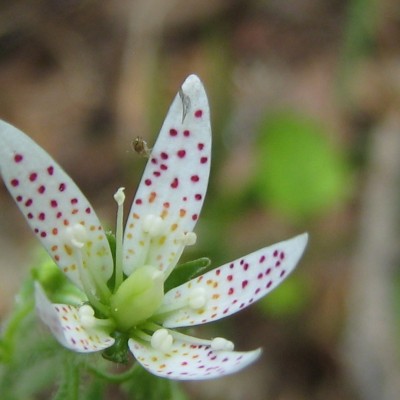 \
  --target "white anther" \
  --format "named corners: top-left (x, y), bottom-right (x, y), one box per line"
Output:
top-left (142, 214), bottom-right (165, 237)
top-left (151, 328), bottom-right (174, 353)
top-left (114, 187), bottom-right (126, 206)
top-left (211, 337), bottom-right (235, 352)
top-left (188, 287), bottom-right (208, 309)
top-left (183, 232), bottom-right (197, 246)
top-left (66, 223), bottom-right (87, 248)
top-left (78, 304), bottom-right (96, 328)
